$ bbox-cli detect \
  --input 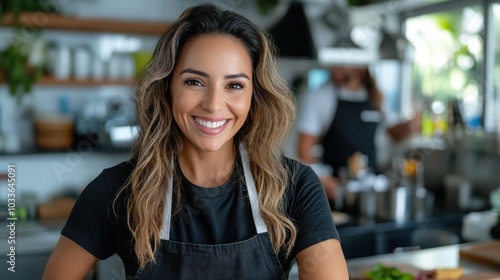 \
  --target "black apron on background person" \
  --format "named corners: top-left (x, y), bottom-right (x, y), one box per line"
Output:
top-left (133, 144), bottom-right (287, 280)
top-left (321, 98), bottom-right (380, 177)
